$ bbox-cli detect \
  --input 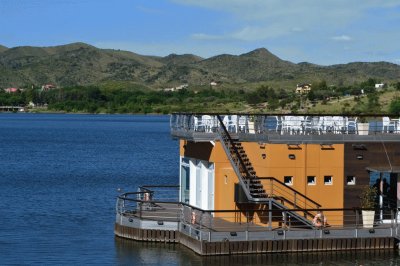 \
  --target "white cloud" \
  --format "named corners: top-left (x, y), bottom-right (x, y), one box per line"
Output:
top-left (170, 0), bottom-right (400, 64)
top-left (191, 24), bottom-right (297, 42)
top-left (332, 35), bottom-right (353, 42)
top-left (172, 0), bottom-right (400, 41)
top-left (97, 1), bottom-right (400, 64)
top-left (172, 0), bottom-right (399, 20)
